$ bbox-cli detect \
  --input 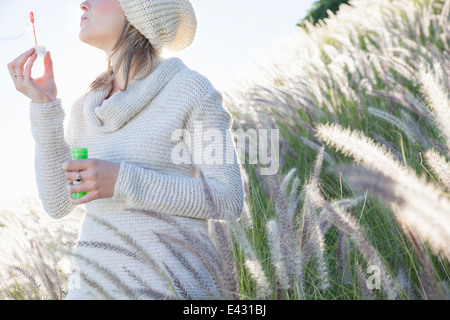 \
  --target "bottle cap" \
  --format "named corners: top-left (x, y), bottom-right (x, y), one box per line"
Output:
top-left (72, 148), bottom-right (88, 160)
